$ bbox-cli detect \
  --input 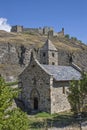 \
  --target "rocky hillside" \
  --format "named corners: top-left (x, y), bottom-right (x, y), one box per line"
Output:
top-left (0, 30), bottom-right (87, 81)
